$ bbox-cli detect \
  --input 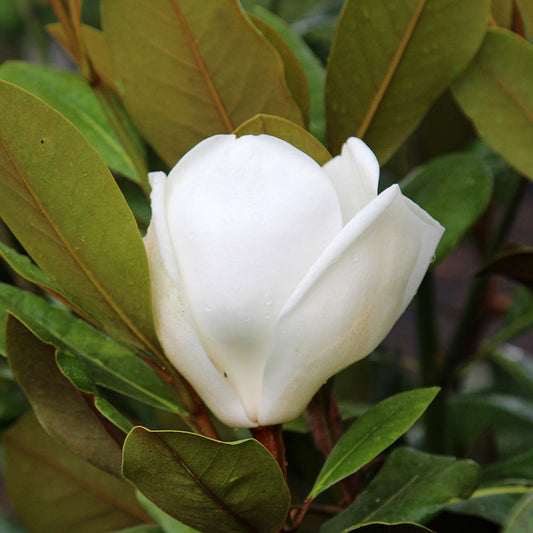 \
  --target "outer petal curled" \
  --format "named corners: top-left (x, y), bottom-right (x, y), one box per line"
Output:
top-left (259, 184), bottom-right (444, 425)
top-left (146, 172), bottom-right (255, 428)
top-left (322, 137), bottom-right (380, 224)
